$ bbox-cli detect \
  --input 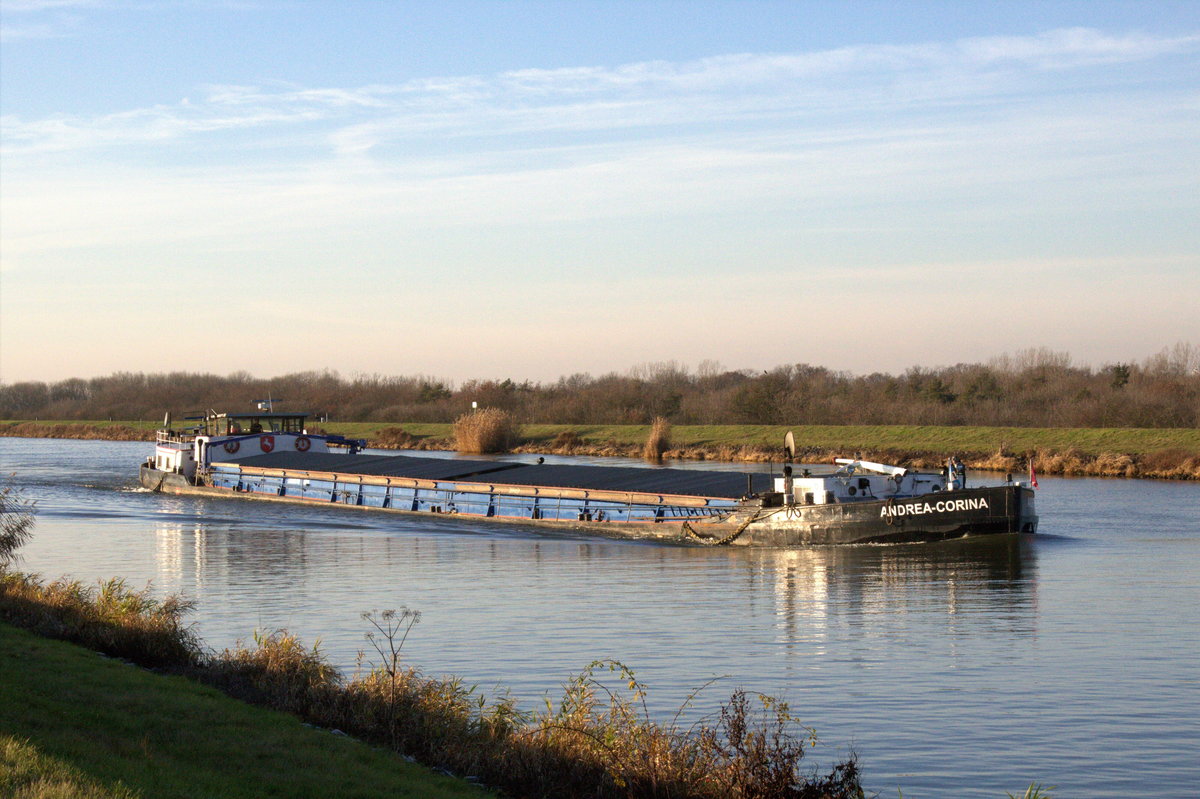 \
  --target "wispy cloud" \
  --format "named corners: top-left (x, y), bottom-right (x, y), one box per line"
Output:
top-left (0, 0), bottom-right (104, 41)
top-left (3, 28), bottom-right (1196, 157)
